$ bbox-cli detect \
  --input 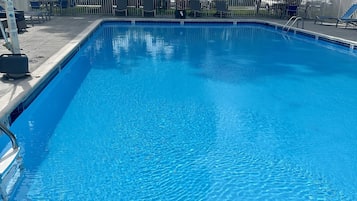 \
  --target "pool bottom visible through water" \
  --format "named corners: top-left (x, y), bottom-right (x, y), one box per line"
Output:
top-left (9, 23), bottom-right (357, 200)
